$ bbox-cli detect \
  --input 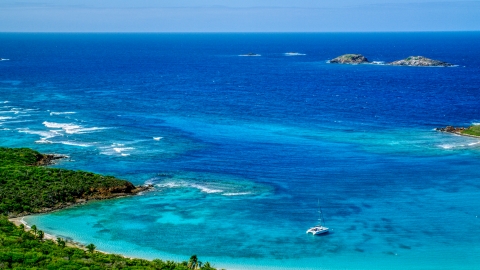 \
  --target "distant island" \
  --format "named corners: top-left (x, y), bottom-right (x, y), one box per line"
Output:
top-left (0, 147), bottom-right (217, 269)
top-left (388, 56), bottom-right (454, 67)
top-left (436, 125), bottom-right (480, 138)
top-left (329, 54), bottom-right (369, 64)
top-left (328, 54), bottom-right (455, 67)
